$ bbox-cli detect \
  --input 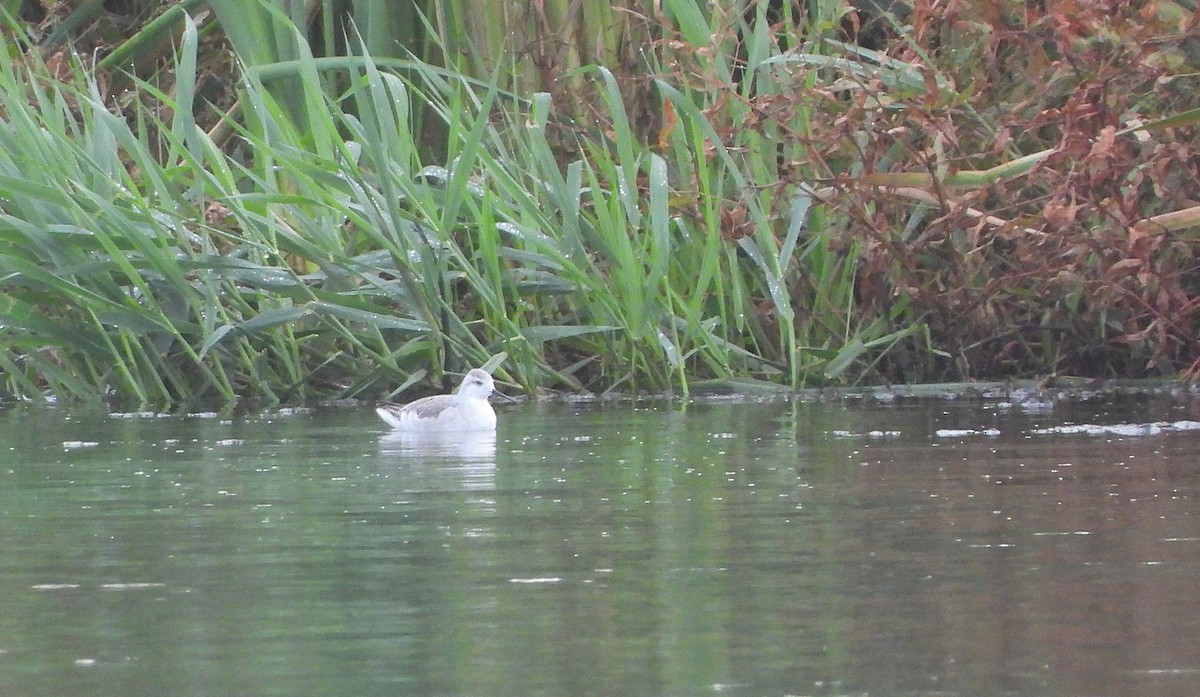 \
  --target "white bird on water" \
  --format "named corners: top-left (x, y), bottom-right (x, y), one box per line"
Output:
top-left (376, 368), bottom-right (504, 433)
